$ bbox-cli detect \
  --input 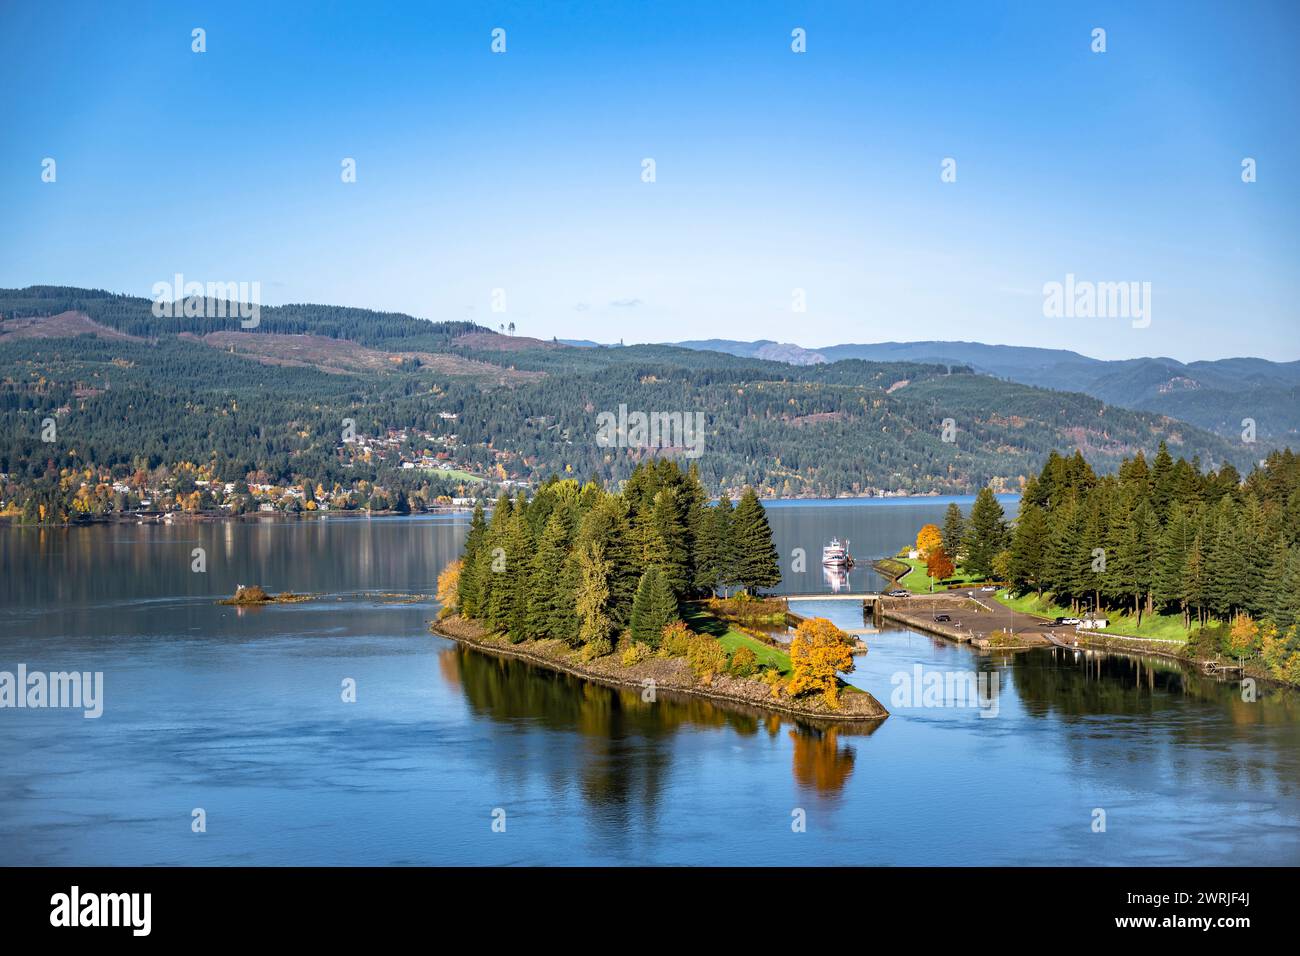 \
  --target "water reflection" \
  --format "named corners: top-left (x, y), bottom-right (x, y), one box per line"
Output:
top-left (442, 645), bottom-right (872, 798)
top-left (822, 565), bottom-right (850, 593)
